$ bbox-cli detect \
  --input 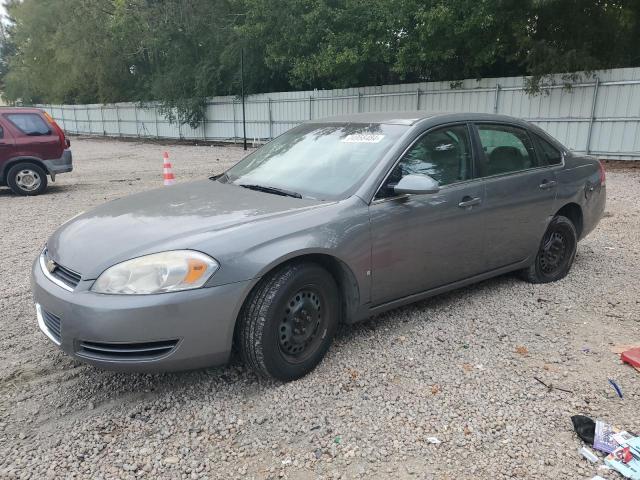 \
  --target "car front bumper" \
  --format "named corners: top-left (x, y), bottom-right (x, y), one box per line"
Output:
top-left (31, 256), bottom-right (252, 372)
top-left (43, 149), bottom-right (72, 180)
